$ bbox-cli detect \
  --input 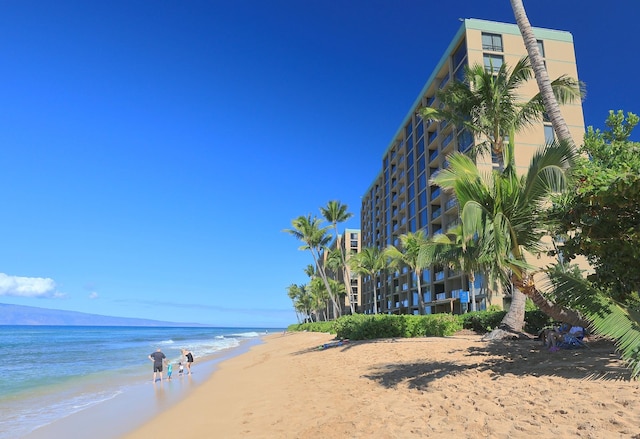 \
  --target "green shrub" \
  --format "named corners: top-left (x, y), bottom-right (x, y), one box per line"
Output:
top-left (287, 321), bottom-right (336, 334)
top-left (460, 310), bottom-right (507, 333)
top-left (288, 308), bottom-right (558, 340)
top-left (524, 310), bottom-right (555, 334)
